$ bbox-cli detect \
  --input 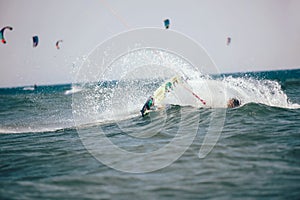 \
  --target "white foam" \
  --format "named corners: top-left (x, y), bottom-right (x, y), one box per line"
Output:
top-left (64, 86), bottom-right (82, 95)
top-left (23, 86), bottom-right (35, 91)
top-left (188, 76), bottom-right (300, 109)
top-left (0, 124), bottom-right (74, 134)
